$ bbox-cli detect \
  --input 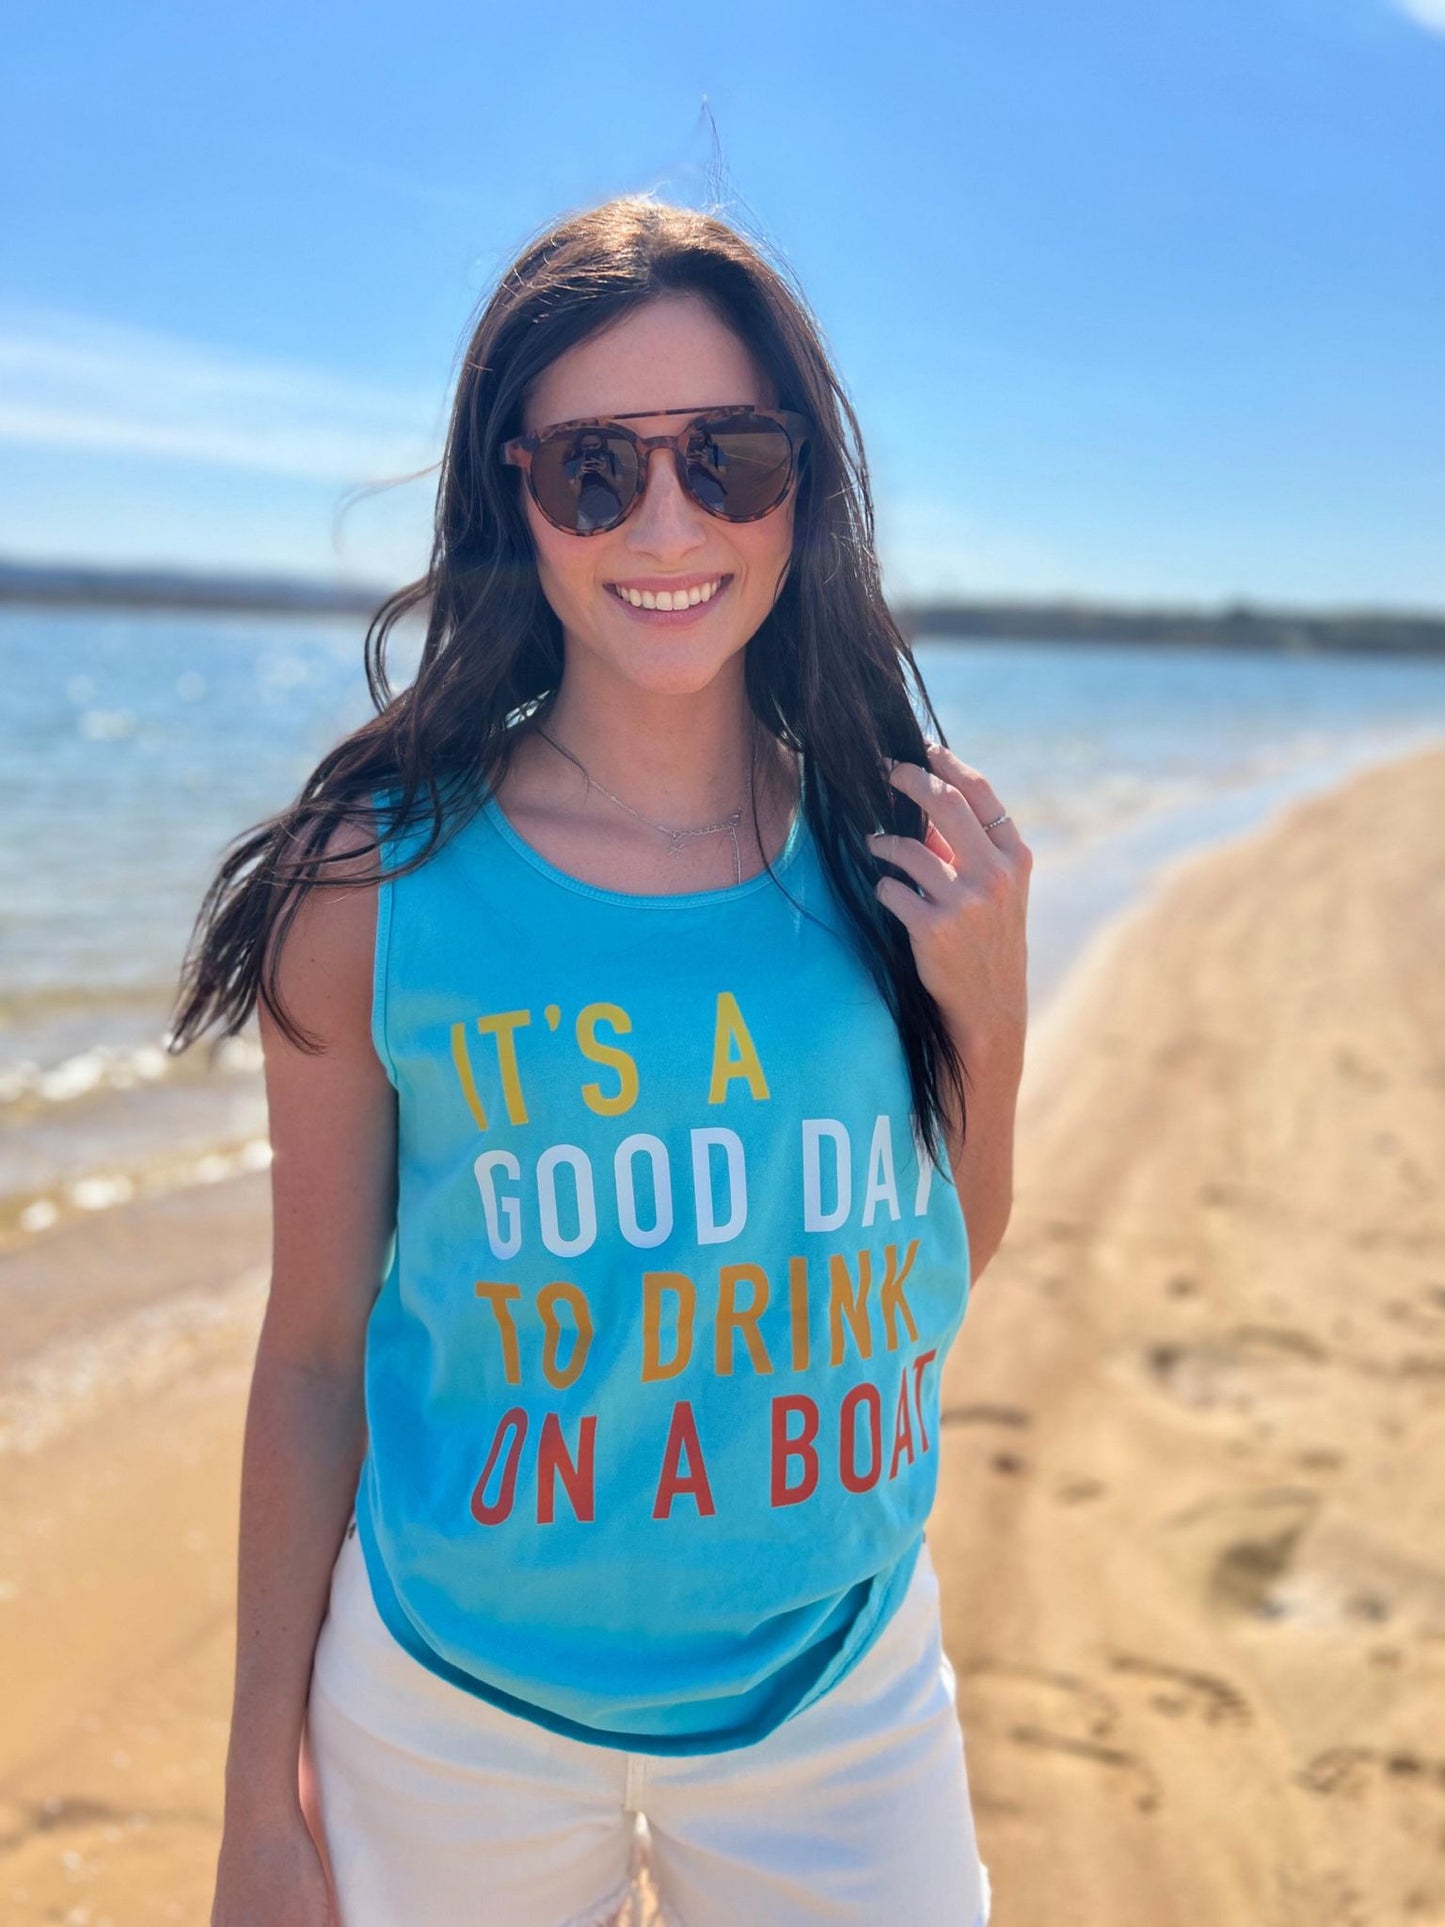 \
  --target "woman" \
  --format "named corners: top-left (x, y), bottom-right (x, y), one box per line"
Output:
top-left (180, 193), bottom-right (1028, 1926)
